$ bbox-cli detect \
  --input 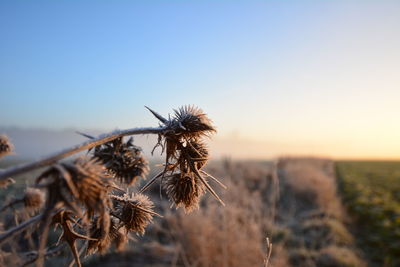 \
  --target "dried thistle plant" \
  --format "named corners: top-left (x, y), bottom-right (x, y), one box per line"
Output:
top-left (0, 177), bottom-right (15, 189)
top-left (142, 105), bottom-right (226, 212)
top-left (0, 134), bottom-right (13, 159)
top-left (0, 105), bottom-right (223, 267)
top-left (93, 137), bottom-right (149, 186)
top-left (23, 188), bottom-right (46, 212)
top-left (0, 187), bottom-right (45, 213)
top-left (111, 193), bottom-right (161, 235)
top-left (86, 214), bottom-right (116, 255)
top-left (35, 156), bottom-right (112, 218)
top-left (164, 172), bottom-right (205, 212)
